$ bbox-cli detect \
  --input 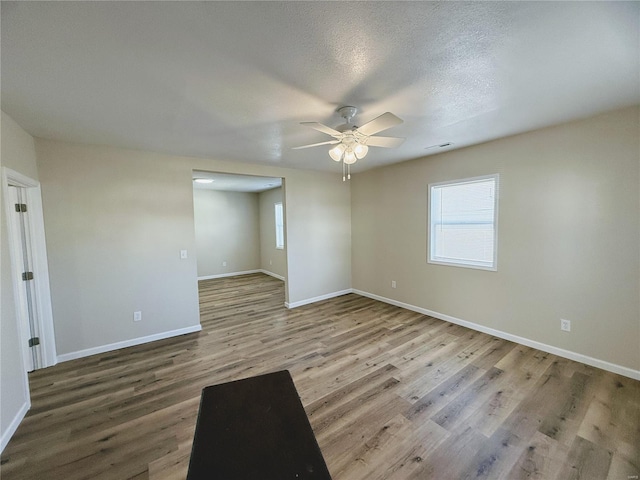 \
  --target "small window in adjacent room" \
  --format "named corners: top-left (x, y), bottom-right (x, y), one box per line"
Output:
top-left (275, 202), bottom-right (284, 249)
top-left (428, 174), bottom-right (499, 270)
